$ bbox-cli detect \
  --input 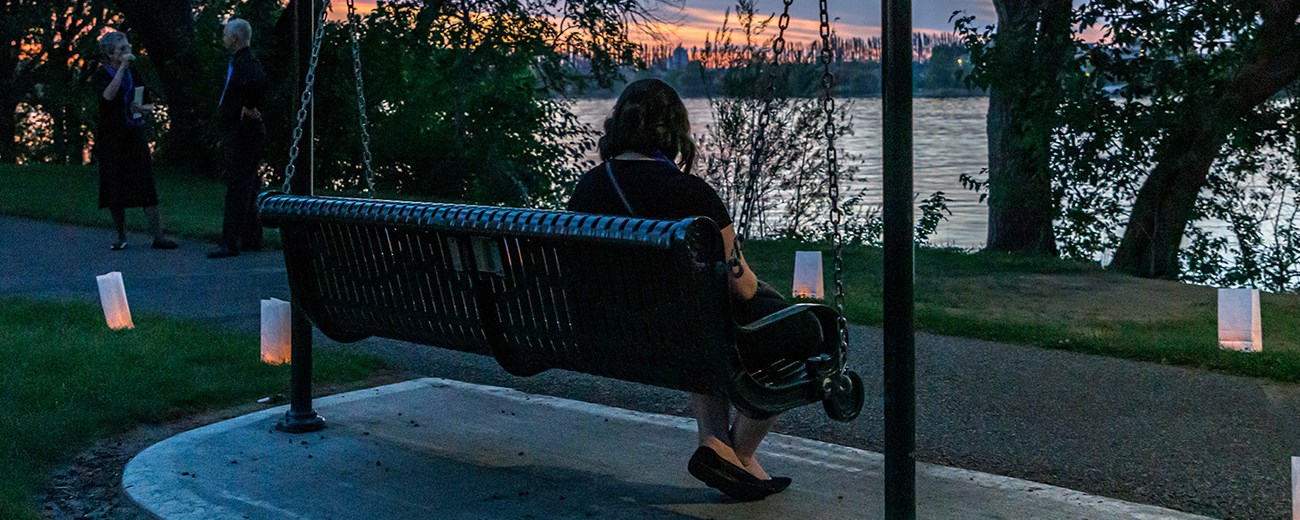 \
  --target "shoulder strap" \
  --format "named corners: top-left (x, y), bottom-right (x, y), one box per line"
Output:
top-left (605, 161), bottom-right (636, 217)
